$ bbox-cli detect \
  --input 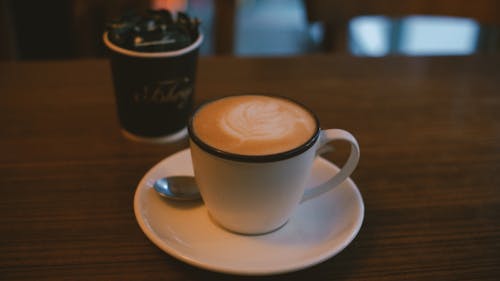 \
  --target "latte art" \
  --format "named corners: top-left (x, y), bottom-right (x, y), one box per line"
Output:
top-left (221, 101), bottom-right (306, 142)
top-left (192, 95), bottom-right (317, 155)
